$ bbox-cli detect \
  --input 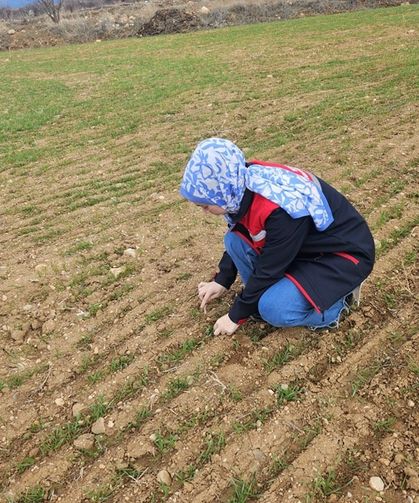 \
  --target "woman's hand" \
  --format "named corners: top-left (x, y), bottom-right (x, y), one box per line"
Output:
top-left (198, 281), bottom-right (226, 311)
top-left (214, 314), bottom-right (239, 336)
